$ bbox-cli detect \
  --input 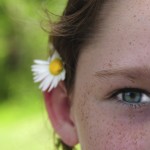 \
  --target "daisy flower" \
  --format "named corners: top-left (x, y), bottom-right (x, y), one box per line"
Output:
top-left (31, 51), bottom-right (66, 92)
